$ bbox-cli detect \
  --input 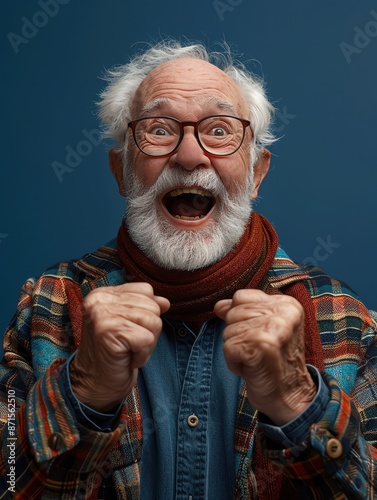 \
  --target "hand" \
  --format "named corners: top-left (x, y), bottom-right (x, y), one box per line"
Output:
top-left (70, 282), bottom-right (170, 412)
top-left (214, 289), bottom-right (316, 425)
